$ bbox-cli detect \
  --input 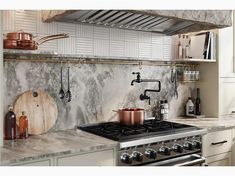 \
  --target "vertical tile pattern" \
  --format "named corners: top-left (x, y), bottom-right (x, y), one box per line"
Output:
top-left (110, 28), bottom-right (125, 41)
top-left (94, 26), bottom-right (109, 40)
top-left (15, 10), bottom-right (37, 33)
top-left (58, 37), bottom-right (76, 54)
top-left (76, 24), bottom-right (94, 38)
top-left (77, 37), bottom-right (93, 55)
top-left (2, 10), bottom-right (175, 60)
top-left (2, 10), bottom-right (15, 32)
top-left (58, 22), bottom-right (76, 37)
top-left (125, 42), bottom-right (139, 58)
top-left (110, 40), bottom-right (125, 57)
top-left (94, 39), bottom-right (109, 56)
top-left (139, 43), bottom-right (151, 59)
top-left (139, 31), bottom-right (152, 43)
top-left (125, 30), bottom-right (138, 42)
